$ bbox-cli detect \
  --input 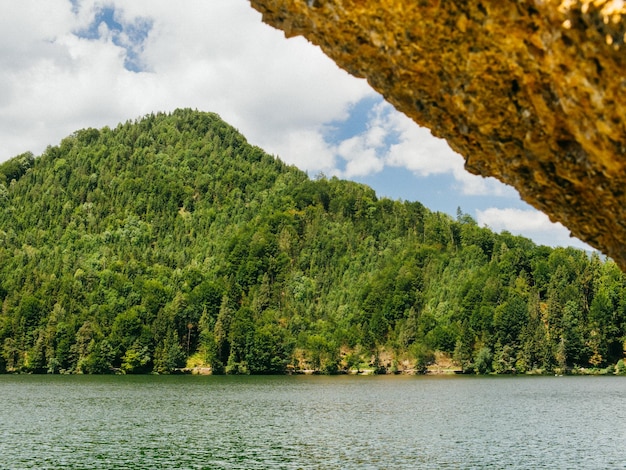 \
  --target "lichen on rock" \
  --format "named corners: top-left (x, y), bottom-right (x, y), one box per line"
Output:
top-left (249, 0), bottom-right (626, 270)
